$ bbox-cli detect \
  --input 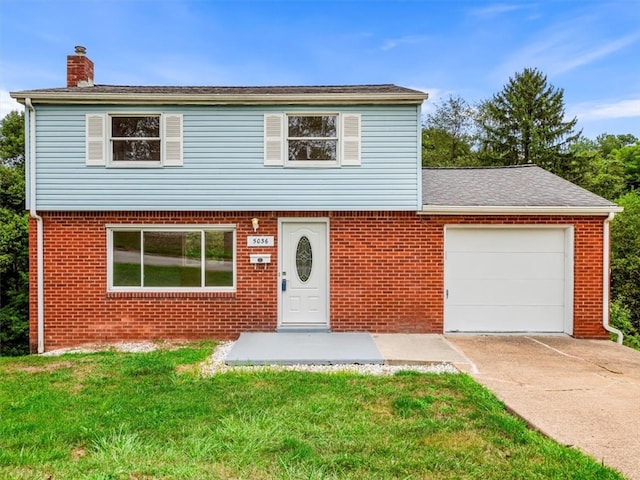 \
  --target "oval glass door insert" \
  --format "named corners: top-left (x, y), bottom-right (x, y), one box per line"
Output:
top-left (295, 236), bottom-right (313, 283)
